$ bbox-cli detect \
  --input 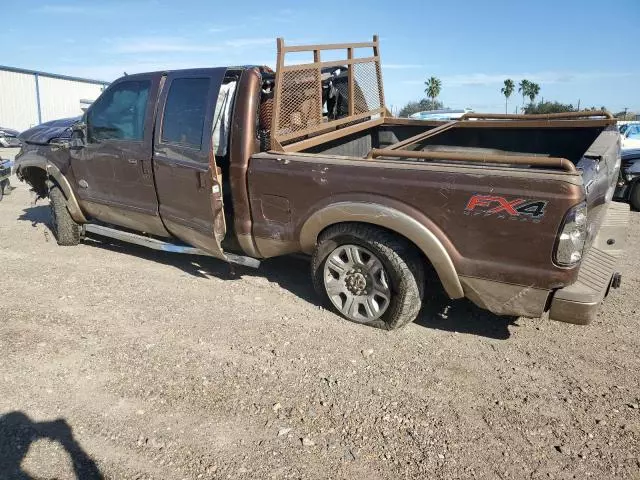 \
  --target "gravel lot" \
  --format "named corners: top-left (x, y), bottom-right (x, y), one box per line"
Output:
top-left (1, 146), bottom-right (639, 479)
